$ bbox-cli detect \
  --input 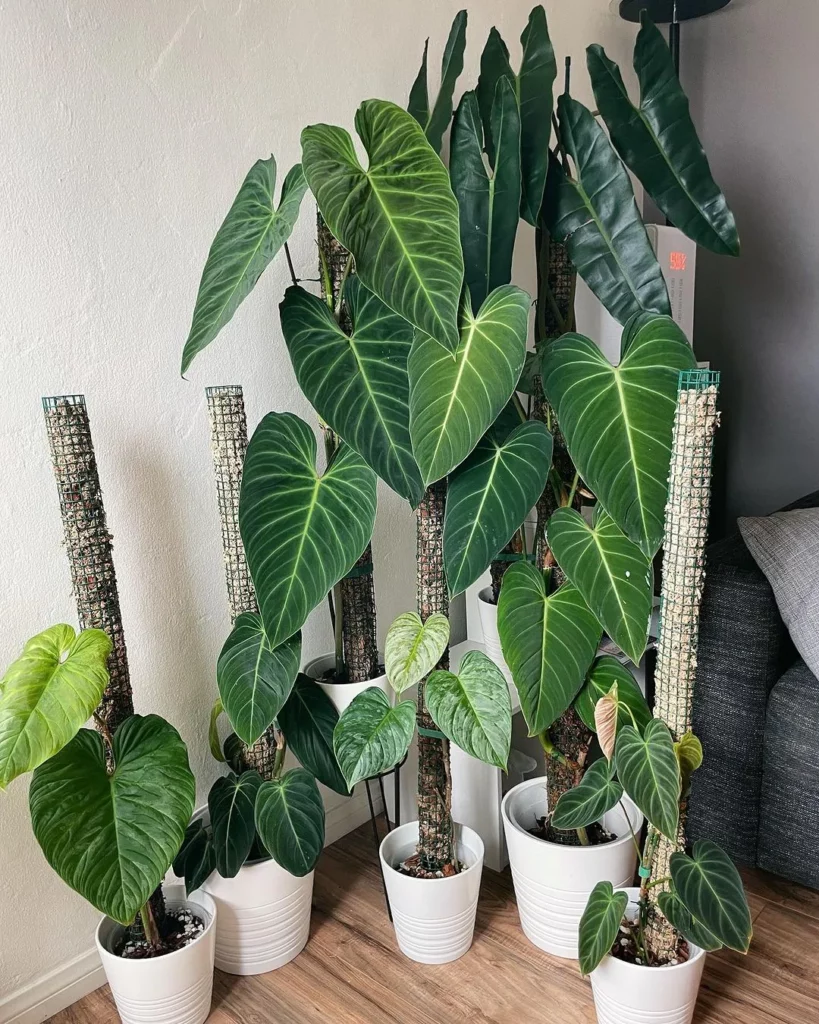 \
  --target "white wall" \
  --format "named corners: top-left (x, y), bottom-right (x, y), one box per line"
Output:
top-left (0, 0), bottom-right (637, 1008)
